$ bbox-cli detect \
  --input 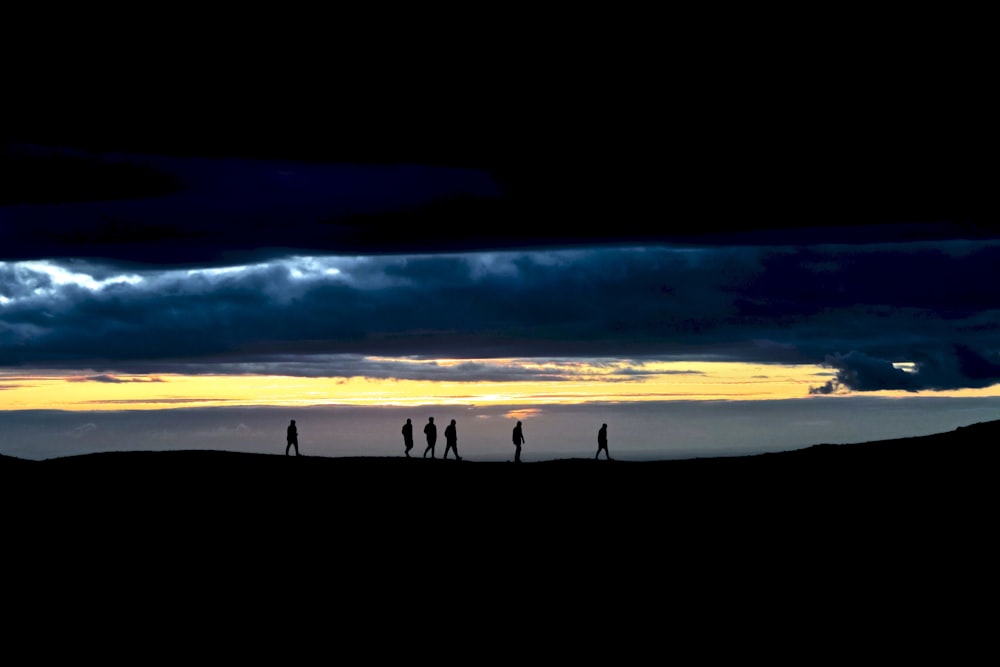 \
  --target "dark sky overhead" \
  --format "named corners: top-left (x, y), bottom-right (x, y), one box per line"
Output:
top-left (3, 21), bottom-right (998, 398)
top-left (4, 17), bottom-right (996, 260)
